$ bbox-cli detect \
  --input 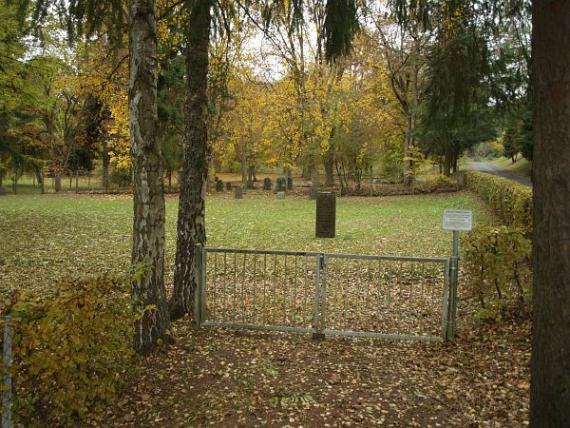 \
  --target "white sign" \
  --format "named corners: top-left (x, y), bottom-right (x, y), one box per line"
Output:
top-left (442, 209), bottom-right (473, 231)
